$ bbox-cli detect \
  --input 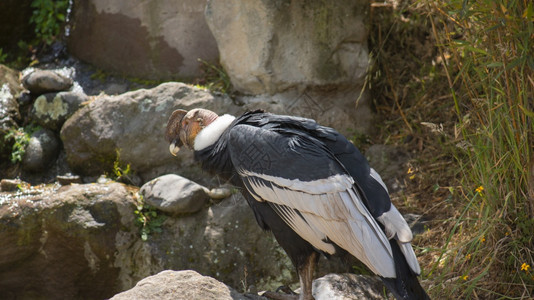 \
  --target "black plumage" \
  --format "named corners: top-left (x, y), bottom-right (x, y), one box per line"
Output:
top-left (166, 109), bottom-right (430, 300)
